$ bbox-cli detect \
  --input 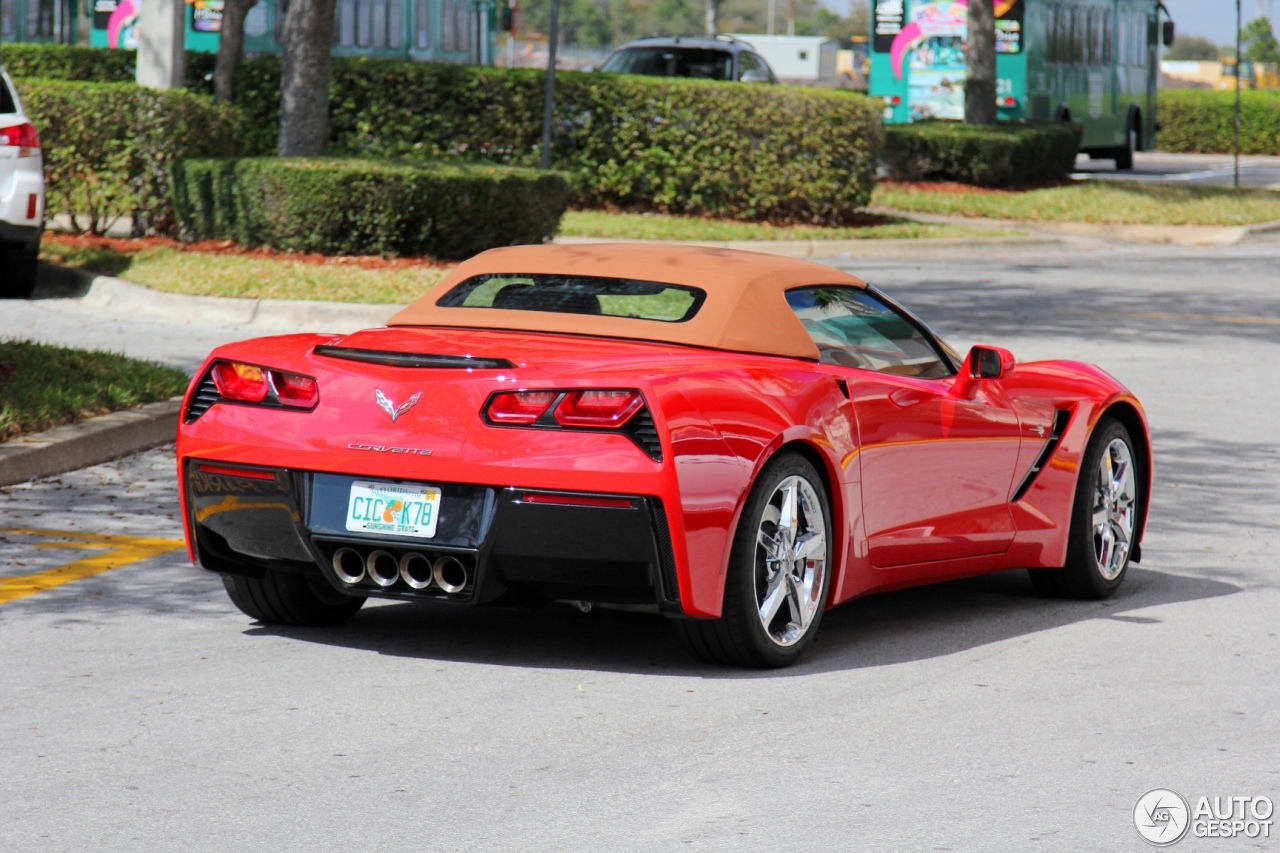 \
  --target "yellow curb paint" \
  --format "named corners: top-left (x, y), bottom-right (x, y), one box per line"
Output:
top-left (0, 527), bottom-right (185, 605)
